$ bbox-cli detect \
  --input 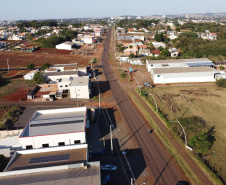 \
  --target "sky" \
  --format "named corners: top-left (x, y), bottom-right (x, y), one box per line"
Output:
top-left (1, 0), bottom-right (226, 20)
